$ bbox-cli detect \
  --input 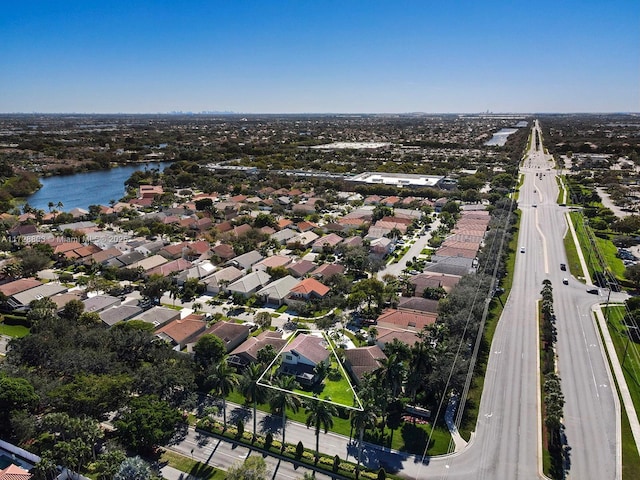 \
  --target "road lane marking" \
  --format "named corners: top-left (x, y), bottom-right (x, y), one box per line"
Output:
top-left (534, 208), bottom-right (549, 274)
